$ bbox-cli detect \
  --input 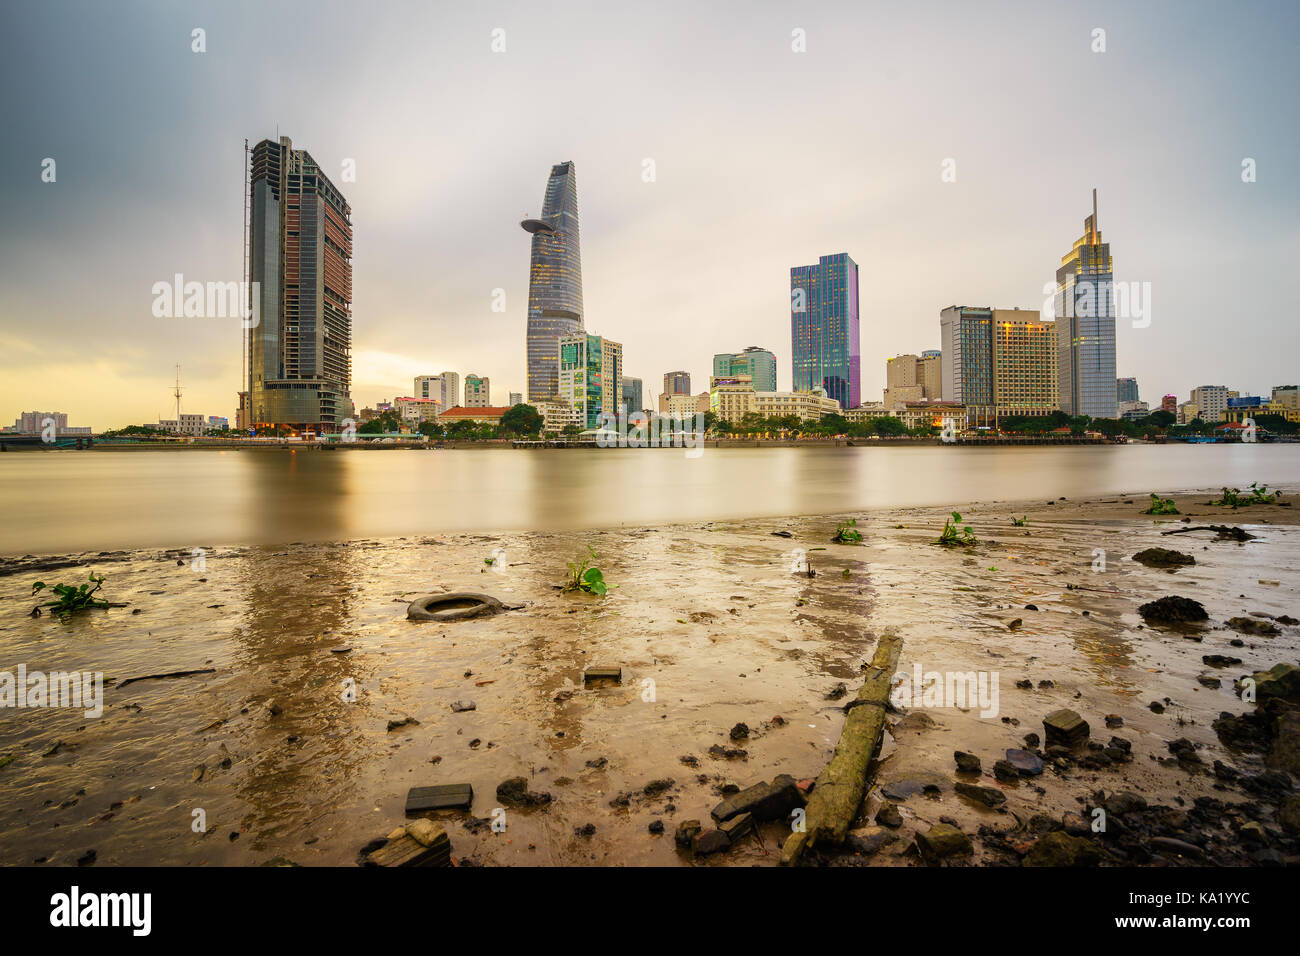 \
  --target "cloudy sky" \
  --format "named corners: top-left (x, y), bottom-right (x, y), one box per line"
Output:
top-left (1, 0), bottom-right (1297, 428)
